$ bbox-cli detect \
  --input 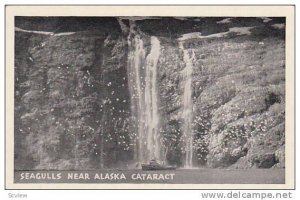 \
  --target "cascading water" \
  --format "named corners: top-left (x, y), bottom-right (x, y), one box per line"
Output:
top-left (145, 36), bottom-right (161, 161)
top-left (179, 41), bottom-right (195, 168)
top-left (127, 34), bottom-right (145, 163)
top-left (127, 26), bottom-right (162, 165)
